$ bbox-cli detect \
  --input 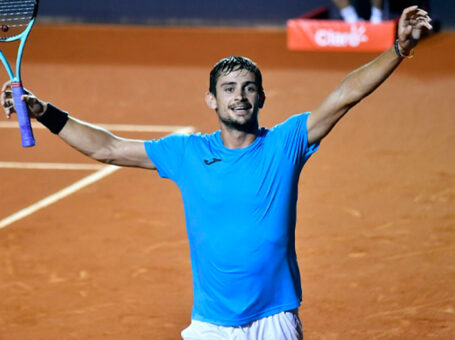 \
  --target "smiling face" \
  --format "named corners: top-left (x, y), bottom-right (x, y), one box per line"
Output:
top-left (206, 68), bottom-right (265, 132)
